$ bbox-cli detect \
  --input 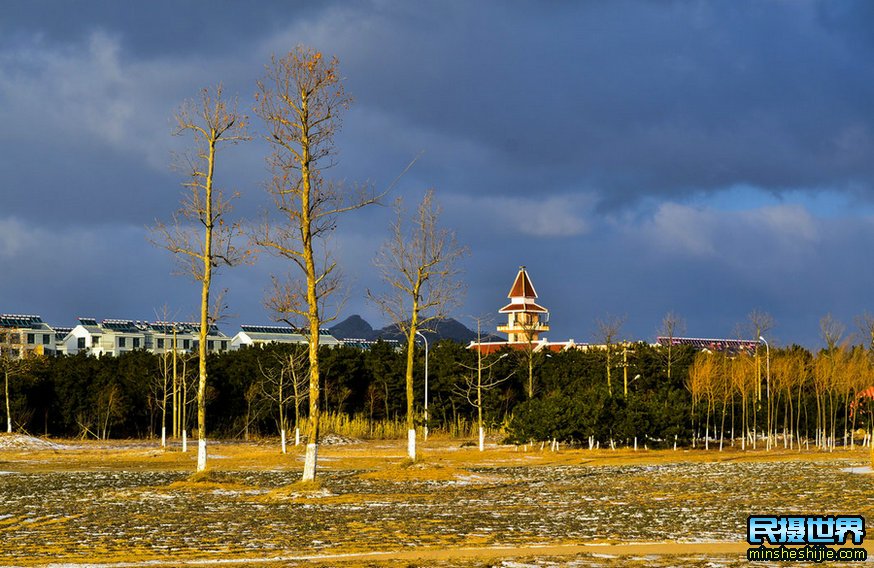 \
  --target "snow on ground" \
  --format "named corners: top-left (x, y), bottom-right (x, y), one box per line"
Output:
top-left (0, 434), bottom-right (66, 451)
